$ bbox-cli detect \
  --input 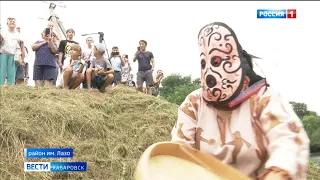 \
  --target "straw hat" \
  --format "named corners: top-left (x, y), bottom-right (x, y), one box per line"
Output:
top-left (135, 142), bottom-right (251, 180)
